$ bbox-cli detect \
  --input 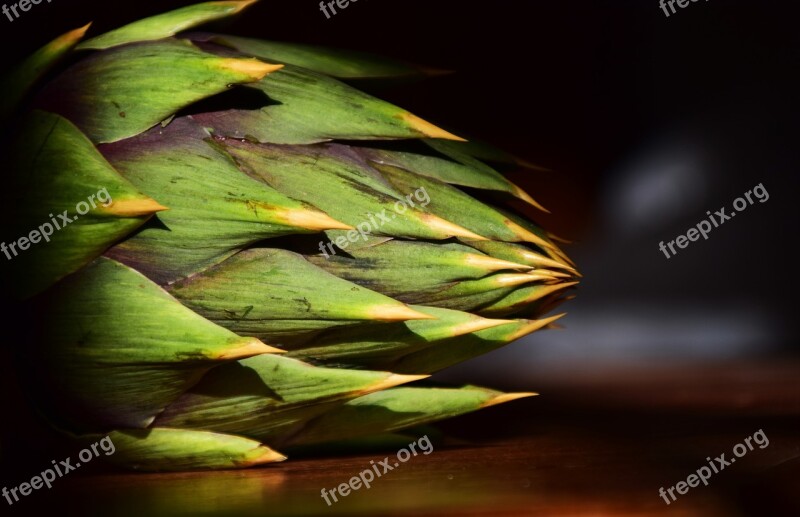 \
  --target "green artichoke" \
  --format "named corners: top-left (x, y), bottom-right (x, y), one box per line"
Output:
top-left (0, 0), bottom-right (578, 471)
